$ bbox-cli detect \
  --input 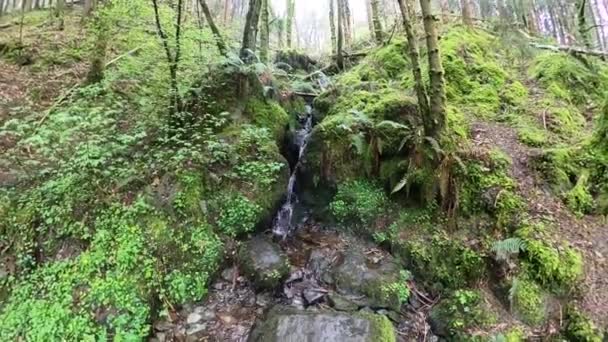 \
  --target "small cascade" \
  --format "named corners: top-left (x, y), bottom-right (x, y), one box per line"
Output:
top-left (272, 105), bottom-right (314, 238)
